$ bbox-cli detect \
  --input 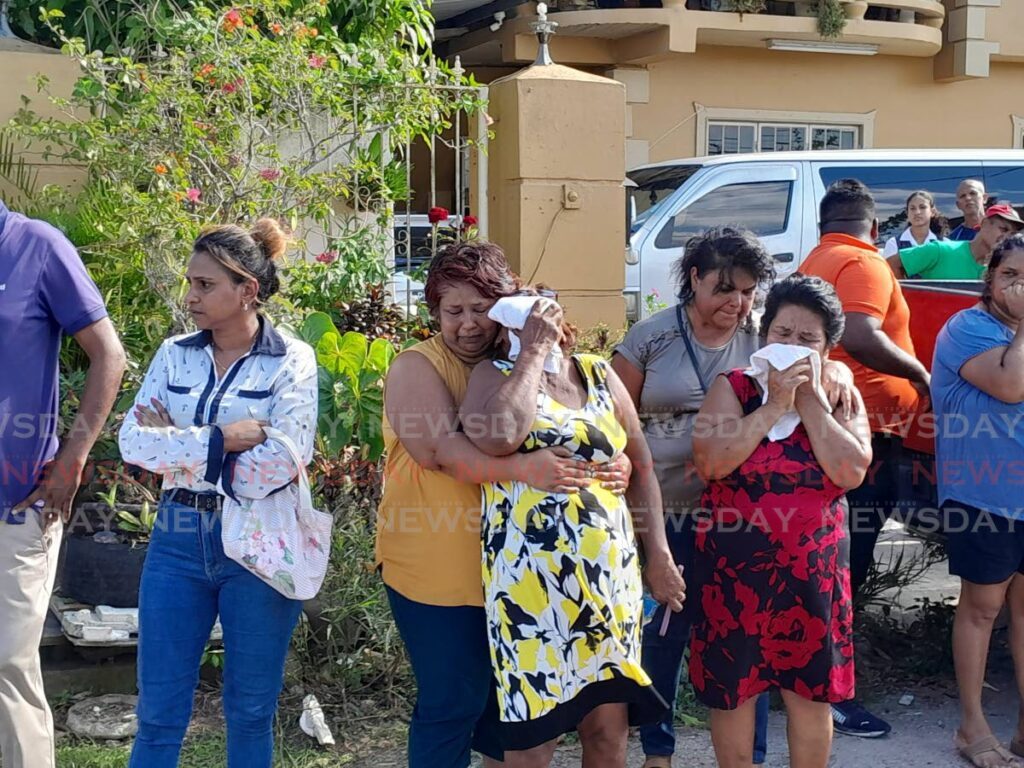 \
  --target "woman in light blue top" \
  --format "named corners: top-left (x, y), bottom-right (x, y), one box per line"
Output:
top-left (931, 232), bottom-right (1024, 768)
